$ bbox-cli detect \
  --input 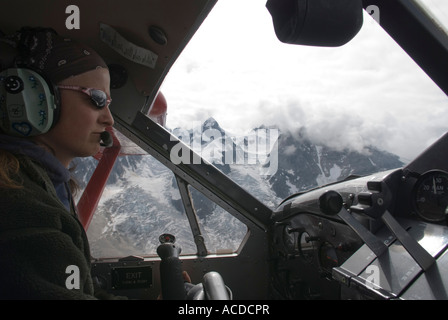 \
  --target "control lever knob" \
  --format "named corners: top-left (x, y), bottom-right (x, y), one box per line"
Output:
top-left (350, 181), bottom-right (391, 219)
top-left (319, 190), bottom-right (343, 215)
top-left (159, 233), bottom-right (176, 244)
